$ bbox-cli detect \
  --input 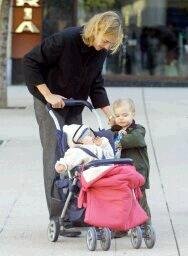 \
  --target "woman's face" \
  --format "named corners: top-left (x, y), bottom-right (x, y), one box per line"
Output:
top-left (93, 33), bottom-right (117, 51)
